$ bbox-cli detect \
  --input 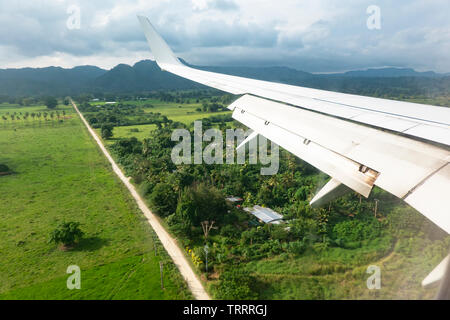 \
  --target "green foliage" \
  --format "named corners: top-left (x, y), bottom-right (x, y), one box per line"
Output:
top-left (49, 222), bottom-right (84, 247)
top-left (286, 240), bottom-right (307, 255)
top-left (149, 182), bottom-right (178, 217)
top-left (215, 269), bottom-right (258, 300)
top-left (44, 96), bottom-right (58, 109)
top-left (176, 183), bottom-right (227, 226)
top-left (0, 164), bottom-right (10, 172)
top-left (332, 219), bottom-right (382, 243)
top-left (101, 124), bottom-right (114, 139)
top-left (386, 206), bottom-right (428, 235)
top-left (111, 137), bottom-right (142, 158)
